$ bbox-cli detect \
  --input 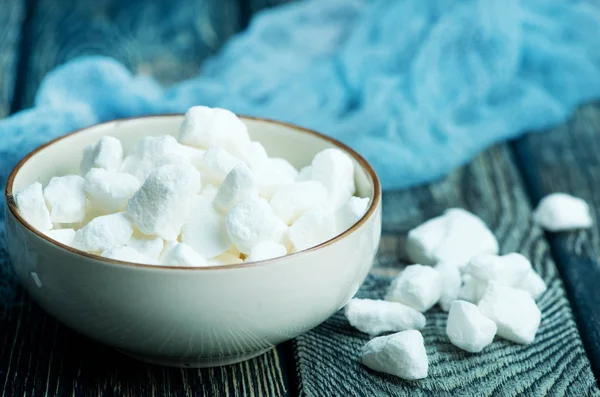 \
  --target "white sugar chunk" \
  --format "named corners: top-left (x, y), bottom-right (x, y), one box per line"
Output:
top-left (288, 209), bottom-right (336, 252)
top-left (296, 166), bottom-right (312, 182)
top-left (213, 251), bottom-right (243, 265)
top-left (336, 196), bottom-right (369, 233)
top-left (162, 242), bottom-right (210, 267)
top-left (311, 148), bottom-right (355, 210)
top-left (386, 264), bottom-right (442, 312)
top-left (121, 135), bottom-right (186, 183)
top-left (179, 106), bottom-right (251, 158)
top-left (406, 208), bottom-right (498, 267)
top-left (83, 168), bottom-right (141, 214)
top-left (159, 240), bottom-right (179, 262)
top-left (246, 241), bottom-right (287, 262)
top-left (435, 262), bottom-right (462, 311)
top-left (225, 197), bottom-right (287, 254)
top-left (361, 330), bottom-right (428, 380)
top-left (177, 145), bottom-right (206, 169)
top-left (254, 158), bottom-right (298, 199)
top-left (72, 212), bottom-right (134, 252)
top-left (270, 181), bottom-right (328, 225)
top-left (201, 147), bottom-right (244, 185)
top-left (125, 234), bottom-right (164, 259)
top-left (446, 301), bottom-right (497, 353)
top-left (80, 136), bottom-right (123, 175)
top-left (344, 299), bottom-right (426, 336)
top-left (458, 275), bottom-right (488, 304)
top-left (244, 141), bottom-right (269, 170)
top-left (478, 283), bottom-right (541, 344)
top-left (14, 182), bottom-right (52, 231)
top-left (101, 246), bottom-right (158, 265)
top-left (517, 270), bottom-right (547, 300)
top-left (181, 193), bottom-right (232, 258)
top-left (464, 253), bottom-right (531, 286)
top-left (214, 164), bottom-right (258, 214)
top-left (127, 163), bottom-right (201, 240)
top-left (44, 228), bottom-right (76, 246)
top-left (44, 175), bottom-right (87, 224)
top-left (533, 193), bottom-right (593, 231)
